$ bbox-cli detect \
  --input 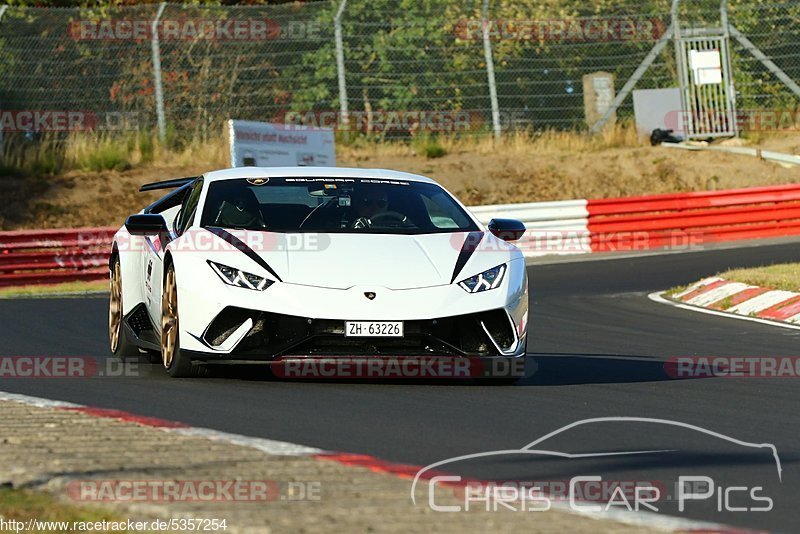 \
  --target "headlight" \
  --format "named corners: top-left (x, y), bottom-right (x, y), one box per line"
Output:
top-left (458, 264), bottom-right (506, 293)
top-left (208, 261), bottom-right (274, 291)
